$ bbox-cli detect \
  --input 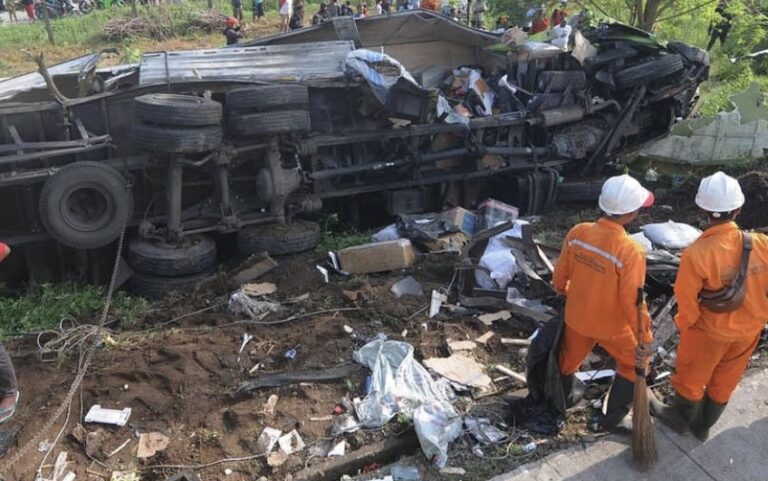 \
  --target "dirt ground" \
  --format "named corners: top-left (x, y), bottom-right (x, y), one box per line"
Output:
top-left (3, 171), bottom-right (768, 481)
